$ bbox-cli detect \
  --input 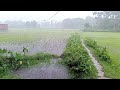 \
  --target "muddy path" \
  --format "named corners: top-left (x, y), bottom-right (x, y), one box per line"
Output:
top-left (81, 39), bottom-right (110, 79)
